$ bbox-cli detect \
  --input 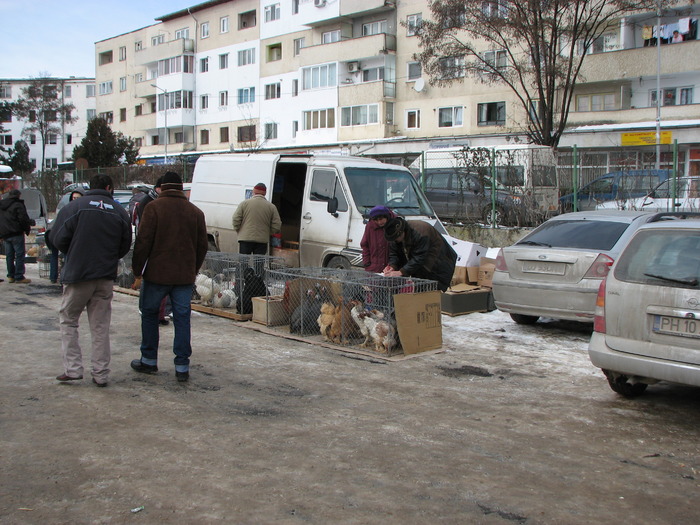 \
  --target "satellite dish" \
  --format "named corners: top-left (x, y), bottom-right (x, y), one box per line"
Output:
top-left (414, 78), bottom-right (426, 93)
